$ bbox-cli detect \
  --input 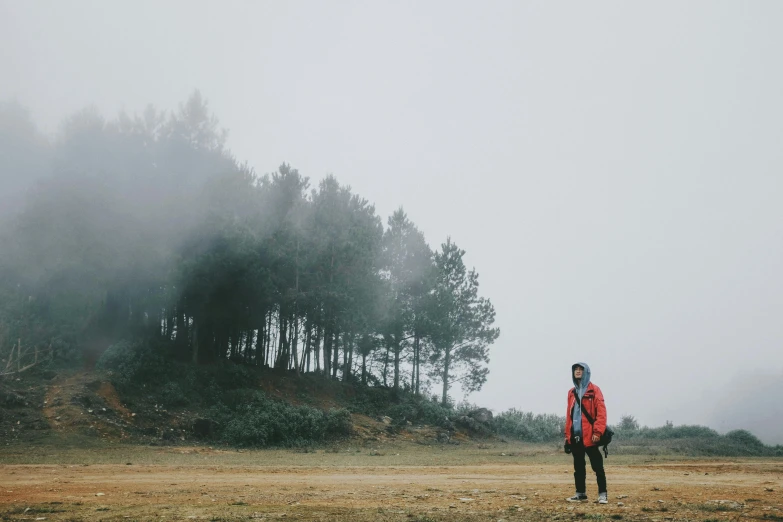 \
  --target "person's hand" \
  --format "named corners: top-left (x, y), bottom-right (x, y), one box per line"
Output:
top-left (592, 434), bottom-right (600, 443)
